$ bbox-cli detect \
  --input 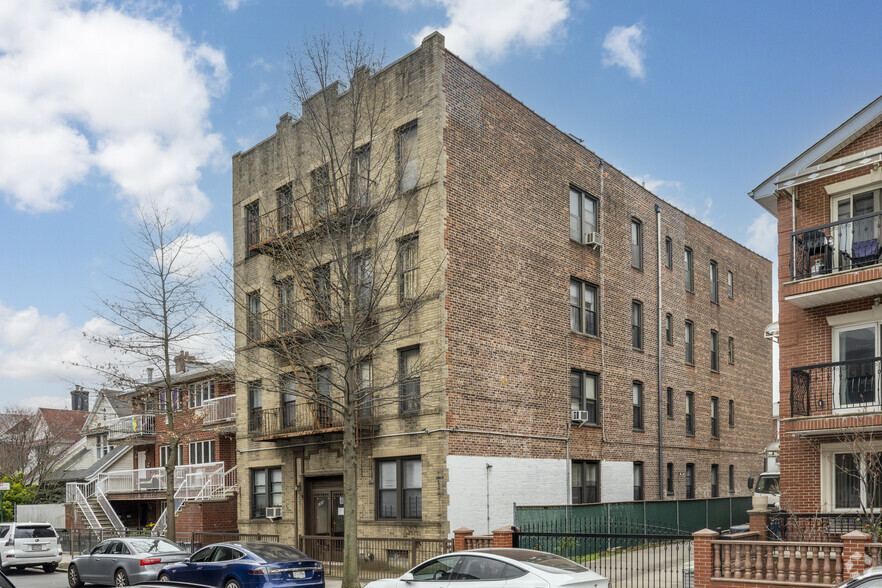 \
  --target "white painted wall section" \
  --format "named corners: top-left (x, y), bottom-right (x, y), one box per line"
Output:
top-left (601, 461), bottom-right (634, 503)
top-left (447, 455), bottom-right (567, 535)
